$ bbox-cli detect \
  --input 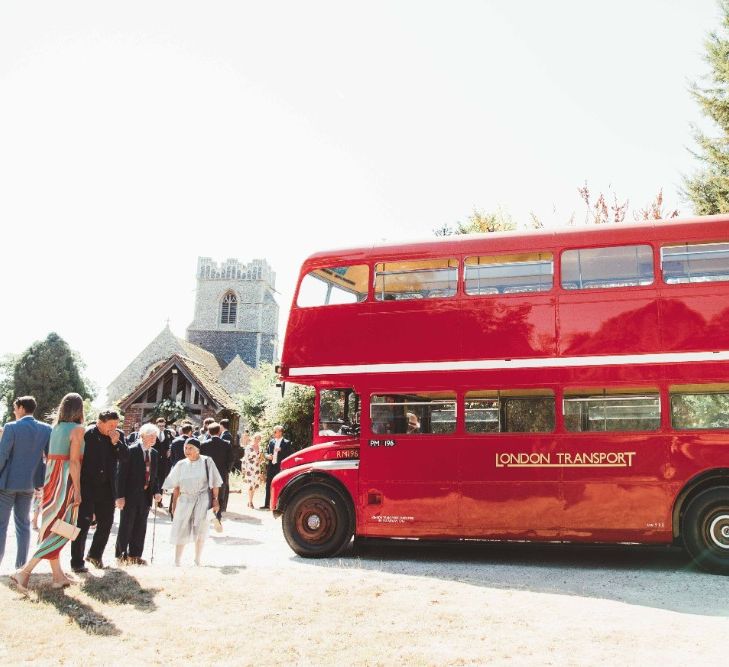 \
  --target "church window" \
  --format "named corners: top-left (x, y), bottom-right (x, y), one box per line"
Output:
top-left (221, 292), bottom-right (237, 324)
